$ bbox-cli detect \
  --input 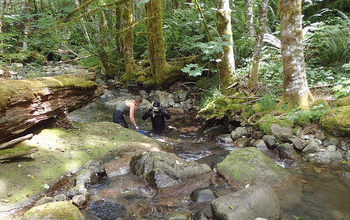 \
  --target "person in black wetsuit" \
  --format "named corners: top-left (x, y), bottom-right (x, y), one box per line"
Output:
top-left (142, 100), bottom-right (170, 133)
